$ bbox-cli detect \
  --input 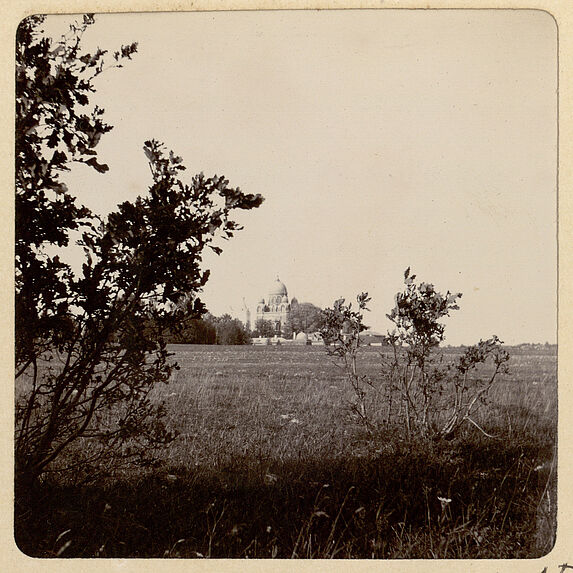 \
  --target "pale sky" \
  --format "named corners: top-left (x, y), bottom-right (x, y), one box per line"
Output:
top-left (46, 9), bottom-right (557, 345)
